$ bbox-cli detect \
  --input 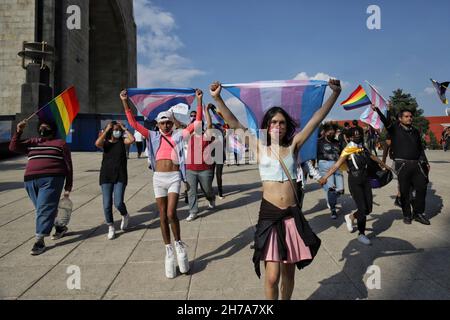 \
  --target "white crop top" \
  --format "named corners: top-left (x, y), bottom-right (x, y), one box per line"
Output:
top-left (259, 147), bottom-right (297, 182)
